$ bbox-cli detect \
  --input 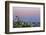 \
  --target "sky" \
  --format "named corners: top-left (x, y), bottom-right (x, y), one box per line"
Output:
top-left (13, 7), bottom-right (40, 22)
top-left (13, 7), bottom-right (40, 16)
